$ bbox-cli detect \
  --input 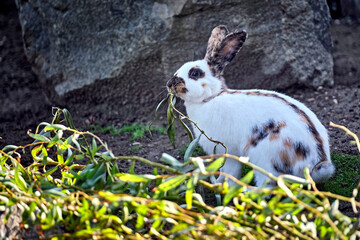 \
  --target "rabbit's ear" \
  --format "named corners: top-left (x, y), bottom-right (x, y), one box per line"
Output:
top-left (205, 29), bottom-right (247, 76)
top-left (204, 25), bottom-right (229, 61)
